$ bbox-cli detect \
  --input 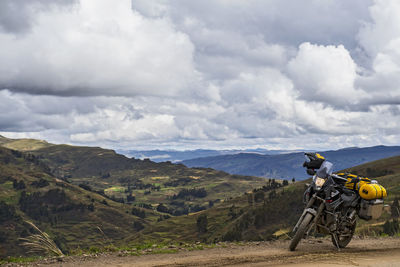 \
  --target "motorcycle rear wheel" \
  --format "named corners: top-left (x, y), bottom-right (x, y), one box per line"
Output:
top-left (289, 213), bottom-right (313, 251)
top-left (331, 221), bottom-right (356, 248)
